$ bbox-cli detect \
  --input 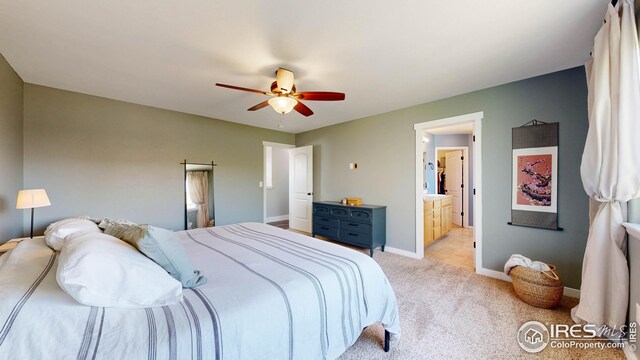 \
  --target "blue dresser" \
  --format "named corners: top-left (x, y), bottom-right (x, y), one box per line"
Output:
top-left (312, 201), bottom-right (387, 257)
